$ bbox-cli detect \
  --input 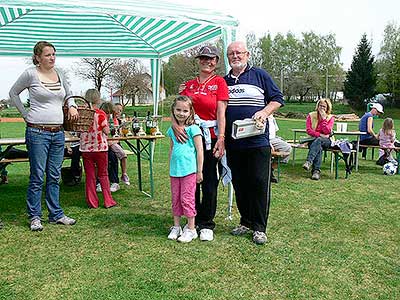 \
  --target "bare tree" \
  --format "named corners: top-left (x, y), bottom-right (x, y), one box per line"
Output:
top-left (75, 58), bottom-right (118, 91)
top-left (109, 59), bottom-right (148, 106)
